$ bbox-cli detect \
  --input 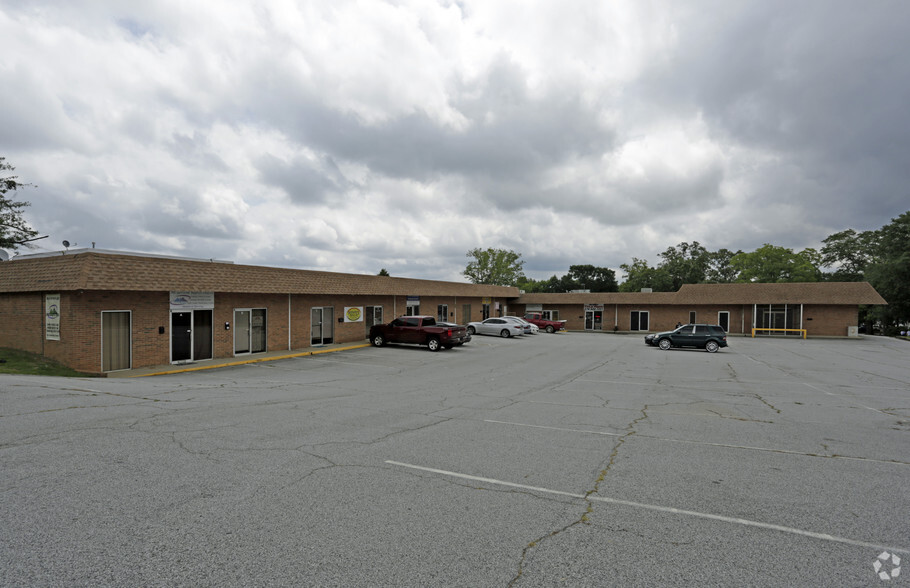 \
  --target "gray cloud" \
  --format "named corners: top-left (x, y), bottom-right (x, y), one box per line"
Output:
top-left (3, 0), bottom-right (908, 282)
